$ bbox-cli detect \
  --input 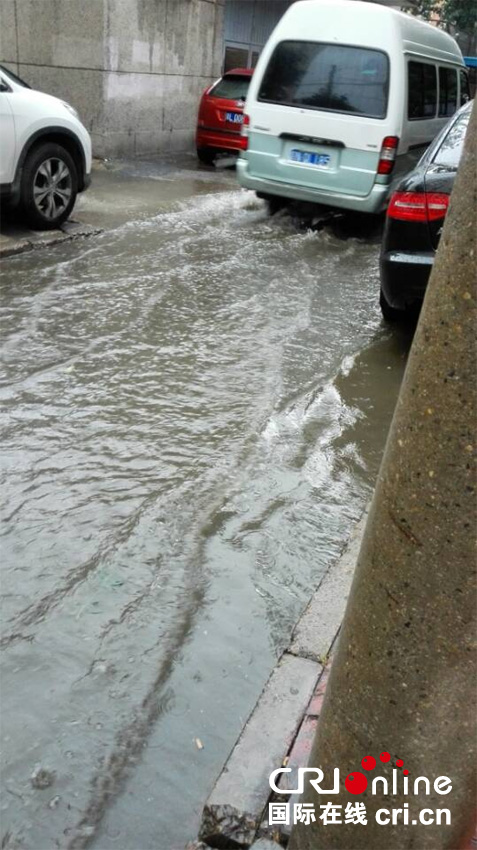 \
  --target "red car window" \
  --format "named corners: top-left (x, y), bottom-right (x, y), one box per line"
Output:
top-left (210, 75), bottom-right (250, 100)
